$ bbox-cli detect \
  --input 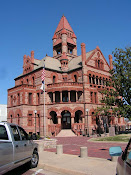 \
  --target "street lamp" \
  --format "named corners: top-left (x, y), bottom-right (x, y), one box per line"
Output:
top-left (86, 109), bottom-right (89, 137)
top-left (34, 110), bottom-right (37, 135)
